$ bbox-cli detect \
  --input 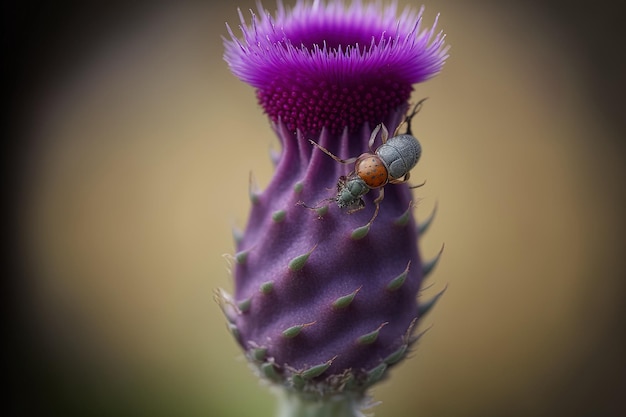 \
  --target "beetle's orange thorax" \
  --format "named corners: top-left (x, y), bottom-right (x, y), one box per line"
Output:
top-left (354, 154), bottom-right (388, 189)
